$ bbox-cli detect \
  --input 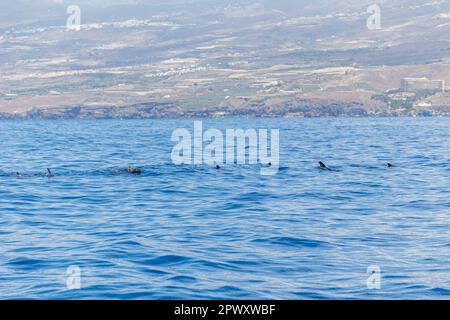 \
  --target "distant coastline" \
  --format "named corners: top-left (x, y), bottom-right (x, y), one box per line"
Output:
top-left (1, 99), bottom-right (449, 120)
